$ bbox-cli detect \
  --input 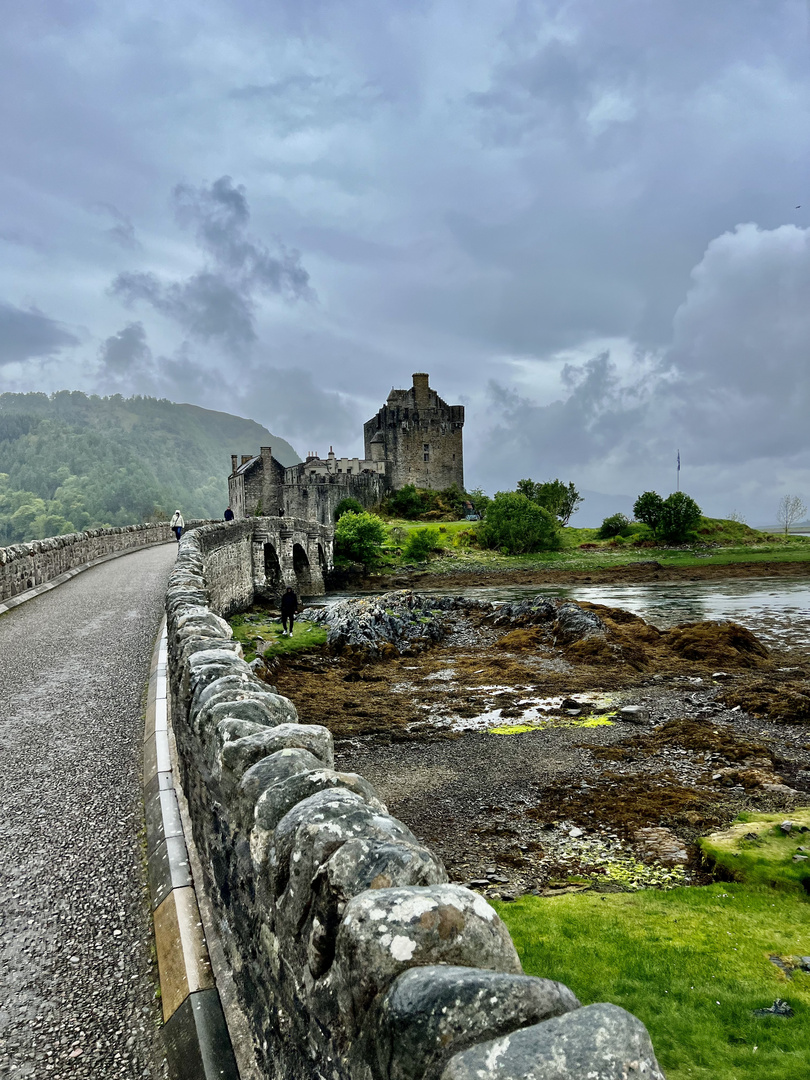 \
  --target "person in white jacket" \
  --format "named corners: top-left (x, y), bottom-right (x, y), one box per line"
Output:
top-left (170, 510), bottom-right (184, 543)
